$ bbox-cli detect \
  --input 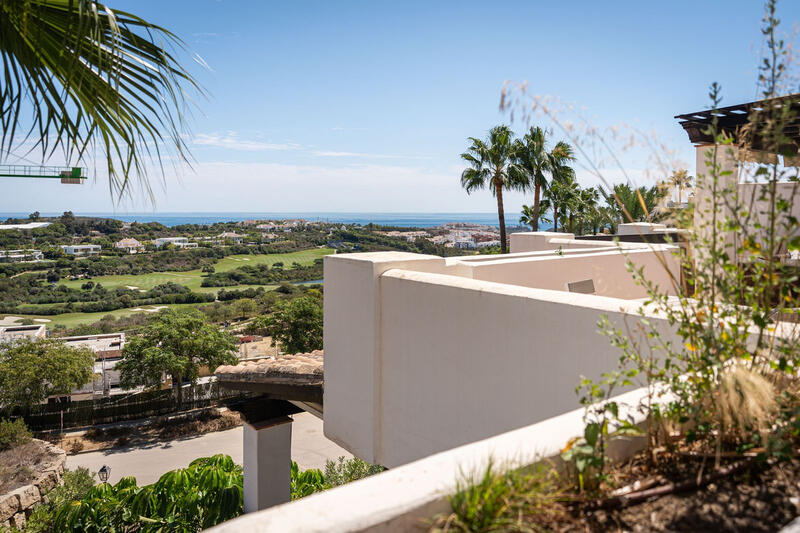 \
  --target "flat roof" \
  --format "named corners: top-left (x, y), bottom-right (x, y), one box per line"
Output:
top-left (0, 222), bottom-right (51, 230)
